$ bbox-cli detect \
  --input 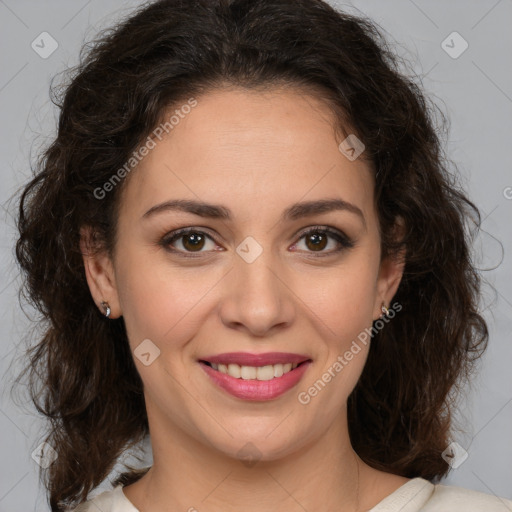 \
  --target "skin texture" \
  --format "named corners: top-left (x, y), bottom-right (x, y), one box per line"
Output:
top-left (81, 87), bottom-right (408, 511)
